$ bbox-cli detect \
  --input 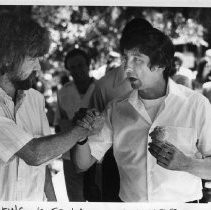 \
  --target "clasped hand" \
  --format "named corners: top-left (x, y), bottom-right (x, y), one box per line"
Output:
top-left (72, 108), bottom-right (105, 136)
top-left (148, 131), bottom-right (191, 171)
